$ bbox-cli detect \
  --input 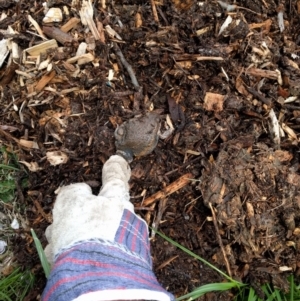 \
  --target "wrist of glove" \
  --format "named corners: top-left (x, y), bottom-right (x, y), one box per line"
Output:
top-left (116, 149), bottom-right (133, 163)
